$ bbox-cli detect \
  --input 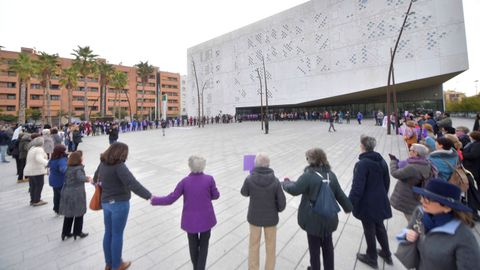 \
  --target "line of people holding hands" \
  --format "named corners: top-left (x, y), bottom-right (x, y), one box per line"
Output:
top-left (23, 132), bottom-right (480, 270)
